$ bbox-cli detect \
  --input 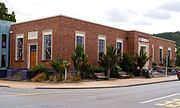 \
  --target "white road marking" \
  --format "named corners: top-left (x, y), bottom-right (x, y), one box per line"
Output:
top-left (140, 93), bottom-right (180, 104)
top-left (0, 90), bottom-right (23, 95)
top-left (0, 90), bottom-right (65, 98)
